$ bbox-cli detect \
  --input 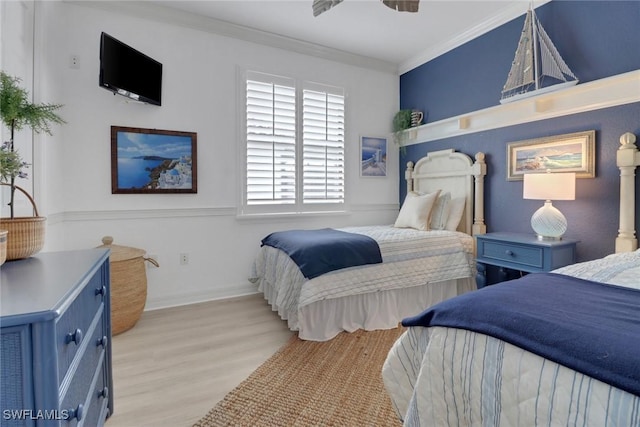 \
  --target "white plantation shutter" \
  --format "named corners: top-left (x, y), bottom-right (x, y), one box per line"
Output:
top-left (243, 71), bottom-right (345, 214)
top-left (302, 87), bottom-right (345, 204)
top-left (246, 73), bottom-right (296, 205)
